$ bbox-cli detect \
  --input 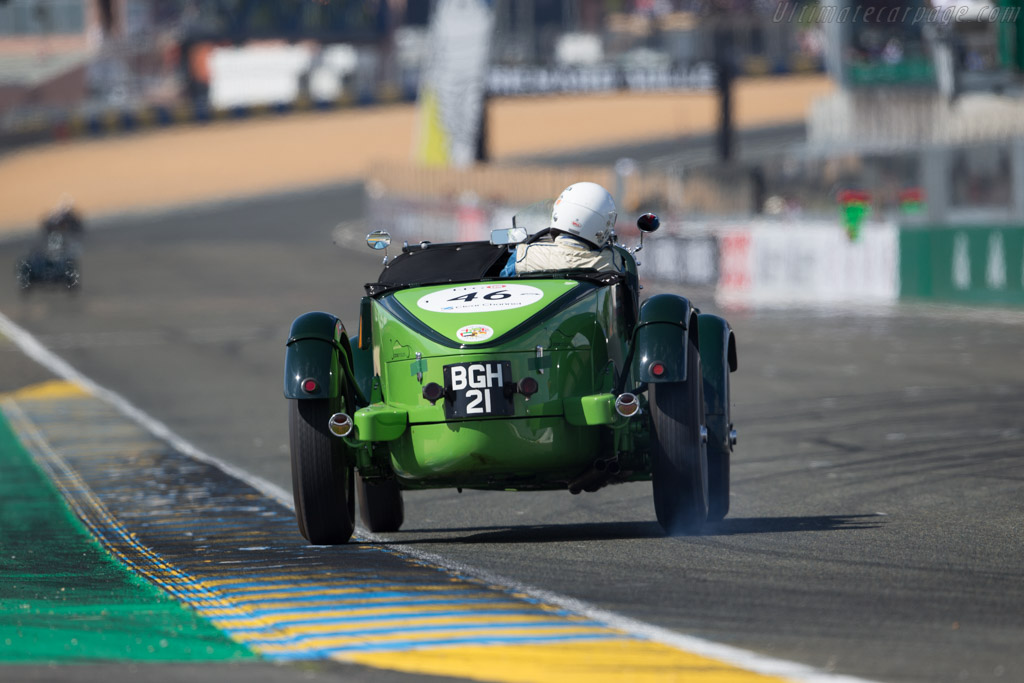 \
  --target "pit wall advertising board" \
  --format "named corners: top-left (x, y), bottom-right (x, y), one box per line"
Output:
top-left (715, 221), bottom-right (900, 309)
top-left (900, 225), bottom-right (1024, 306)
